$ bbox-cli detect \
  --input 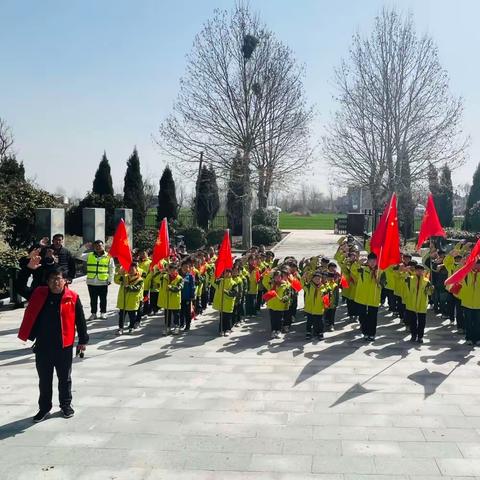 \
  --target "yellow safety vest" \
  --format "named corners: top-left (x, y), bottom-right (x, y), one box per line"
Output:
top-left (86, 252), bottom-right (110, 282)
